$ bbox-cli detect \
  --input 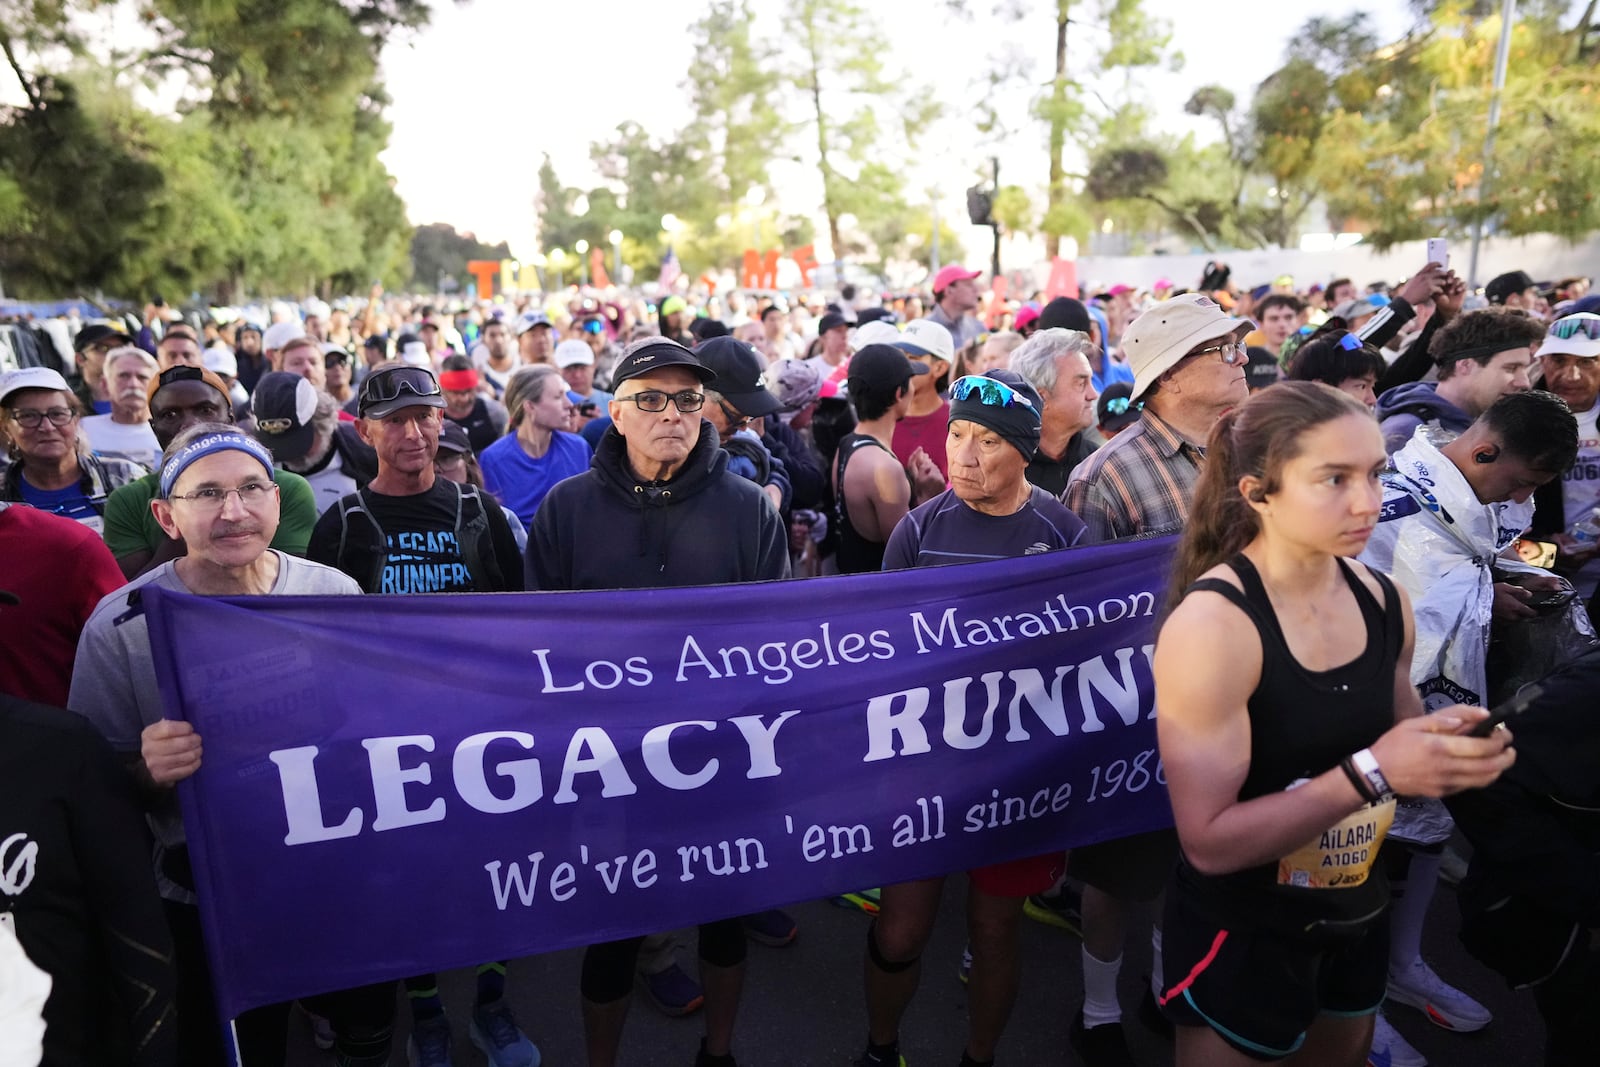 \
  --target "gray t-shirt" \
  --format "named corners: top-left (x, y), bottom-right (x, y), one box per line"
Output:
top-left (68, 551), bottom-right (359, 899)
top-left (70, 551), bottom-right (360, 751)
